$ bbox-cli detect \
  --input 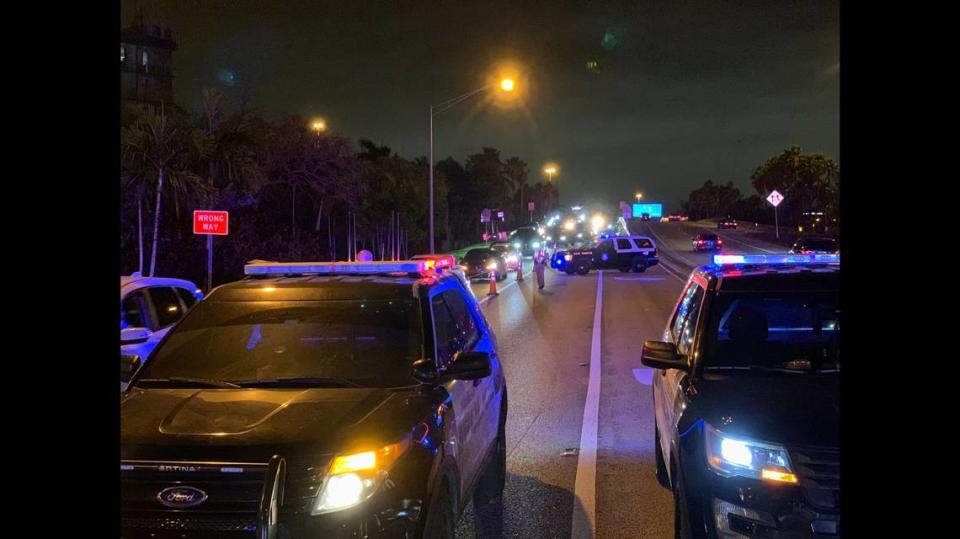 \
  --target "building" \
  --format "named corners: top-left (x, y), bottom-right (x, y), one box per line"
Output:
top-left (121, 21), bottom-right (177, 107)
